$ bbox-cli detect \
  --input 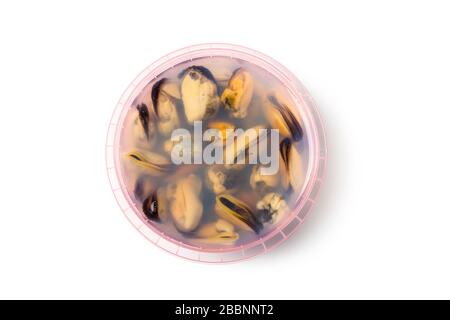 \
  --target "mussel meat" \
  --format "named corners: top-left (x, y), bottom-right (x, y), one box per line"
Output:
top-left (264, 94), bottom-right (303, 141)
top-left (168, 174), bottom-right (203, 232)
top-left (215, 194), bottom-right (263, 234)
top-left (223, 126), bottom-right (267, 165)
top-left (221, 68), bottom-right (254, 119)
top-left (205, 165), bottom-right (239, 195)
top-left (152, 78), bottom-right (181, 100)
top-left (130, 104), bottom-right (156, 148)
top-left (192, 219), bottom-right (239, 245)
top-left (256, 192), bottom-right (287, 225)
top-left (279, 138), bottom-right (304, 193)
top-left (126, 149), bottom-right (174, 176)
top-left (151, 78), bottom-right (180, 136)
top-left (179, 66), bottom-right (220, 123)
